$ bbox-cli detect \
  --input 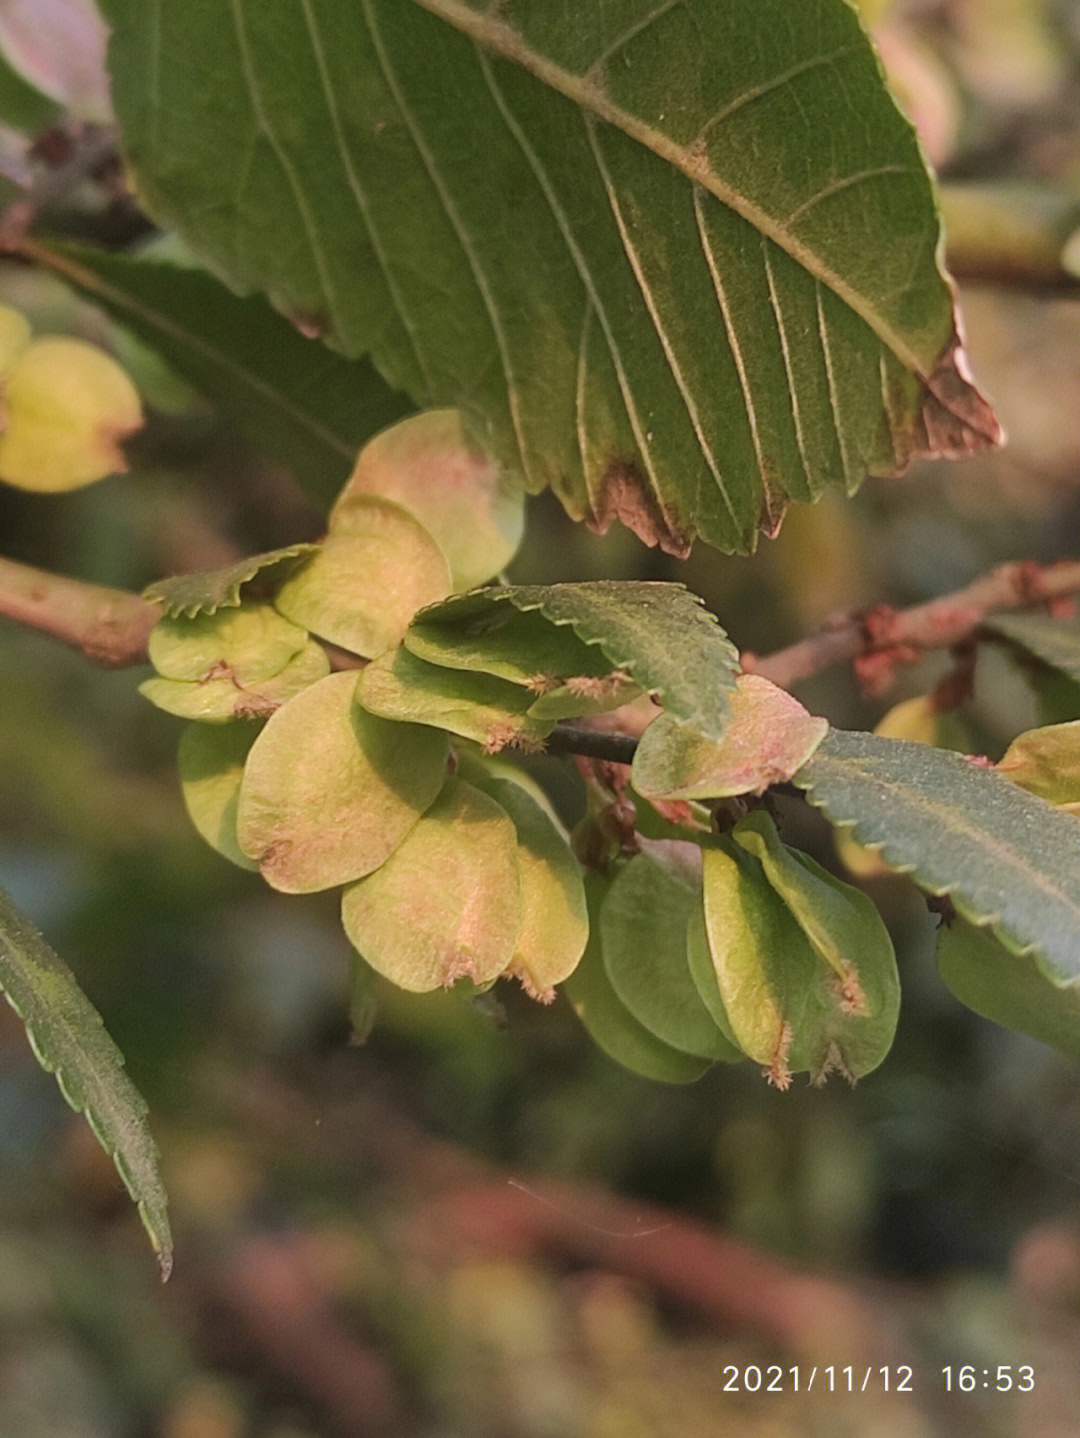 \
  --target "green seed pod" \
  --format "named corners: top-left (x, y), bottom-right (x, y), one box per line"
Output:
top-left (563, 872), bottom-right (712, 1085)
top-left (731, 811), bottom-right (900, 1082)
